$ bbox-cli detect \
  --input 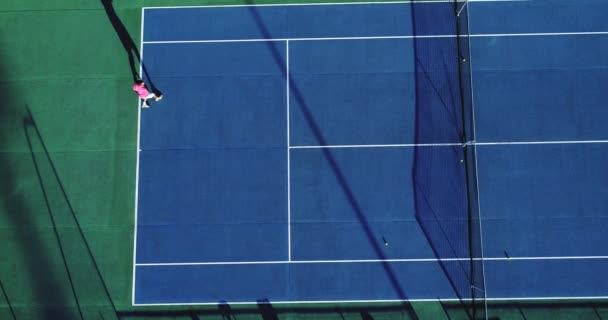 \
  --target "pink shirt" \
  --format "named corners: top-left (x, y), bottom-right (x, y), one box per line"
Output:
top-left (133, 83), bottom-right (150, 98)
